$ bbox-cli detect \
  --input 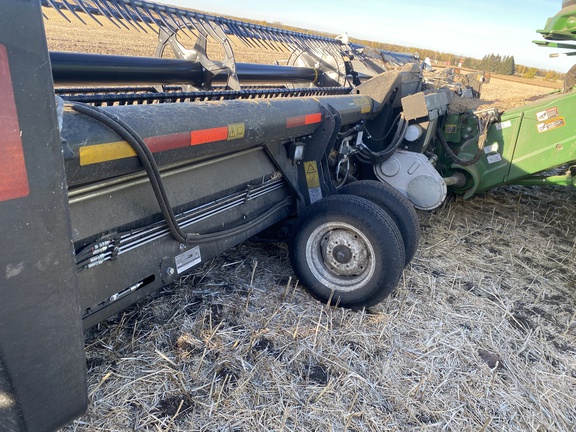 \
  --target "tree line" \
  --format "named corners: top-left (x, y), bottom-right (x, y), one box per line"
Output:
top-left (351, 38), bottom-right (565, 82)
